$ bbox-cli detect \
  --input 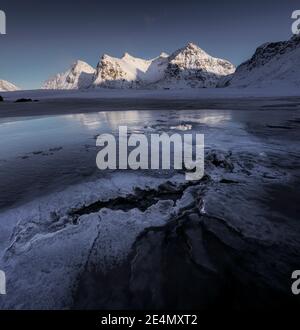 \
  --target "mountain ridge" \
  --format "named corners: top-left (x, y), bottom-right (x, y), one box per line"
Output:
top-left (42, 60), bottom-right (95, 90)
top-left (37, 35), bottom-right (300, 91)
top-left (222, 35), bottom-right (300, 88)
top-left (43, 43), bottom-right (235, 90)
